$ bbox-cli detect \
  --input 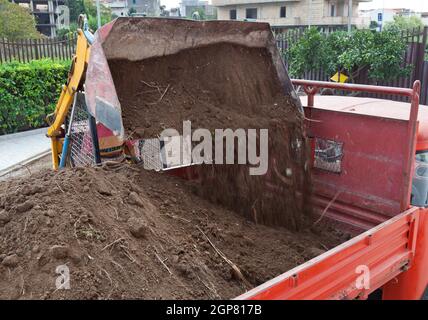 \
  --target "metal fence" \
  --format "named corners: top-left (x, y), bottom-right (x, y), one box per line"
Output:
top-left (65, 93), bottom-right (101, 168)
top-left (275, 26), bottom-right (428, 104)
top-left (2, 27), bottom-right (428, 104)
top-left (0, 34), bottom-right (77, 64)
